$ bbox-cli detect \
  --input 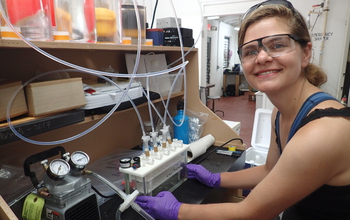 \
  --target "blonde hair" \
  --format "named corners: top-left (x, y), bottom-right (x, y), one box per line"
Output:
top-left (238, 5), bottom-right (327, 86)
